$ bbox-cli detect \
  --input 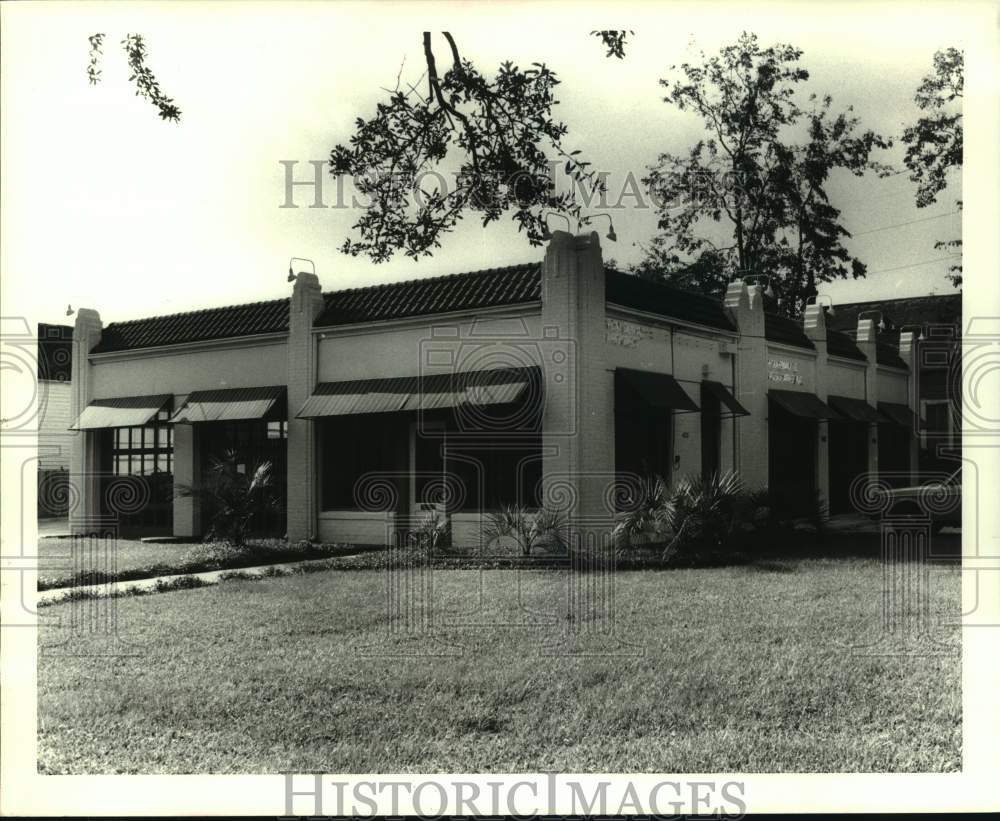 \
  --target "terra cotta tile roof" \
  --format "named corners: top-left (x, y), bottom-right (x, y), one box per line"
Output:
top-left (876, 342), bottom-right (909, 369)
top-left (764, 312), bottom-right (815, 350)
top-left (92, 263), bottom-right (748, 353)
top-left (91, 298), bottom-right (290, 353)
top-left (315, 263), bottom-right (541, 327)
top-left (826, 329), bottom-right (867, 361)
top-left (604, 269), bottom-right (736, 331)
top-left (826, 293), bottom-right (961, 336)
